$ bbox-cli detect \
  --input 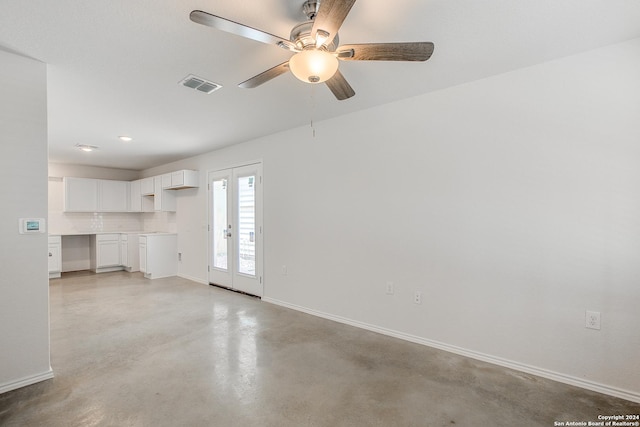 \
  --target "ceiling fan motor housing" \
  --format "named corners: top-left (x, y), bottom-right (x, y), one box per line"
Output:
top-left (289, 21), bottom-right (339, 51)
